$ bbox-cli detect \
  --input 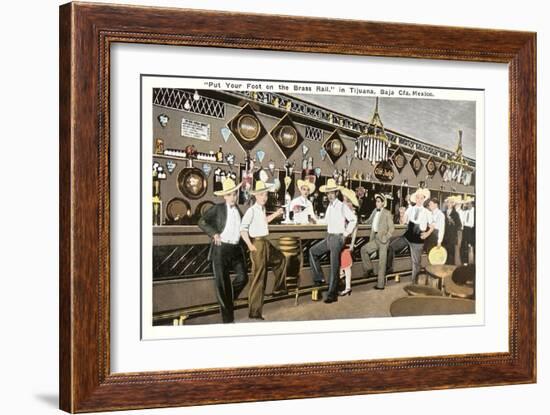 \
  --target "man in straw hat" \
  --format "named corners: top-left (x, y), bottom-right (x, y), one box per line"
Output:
top-left (421, 197), bottom-right (446, 255)
top-left (198, 177), bottom-right (248, 323)
top-left (388, 187), bottom-right (434, 284)
top-left (454, 195), bottom-right (466, 264)
top-left (360, 194), bottom-right (395, 290)
top-left (460, 196), bottom-right (475, 264)
top-left (240, 180), bottom-right (287, 320)
top-left (310, 178), bottom-right (357, 303)
top-left (442, 195), bottom-right (462, 265)
top-left (289, 179), bottom-right (318, 224)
